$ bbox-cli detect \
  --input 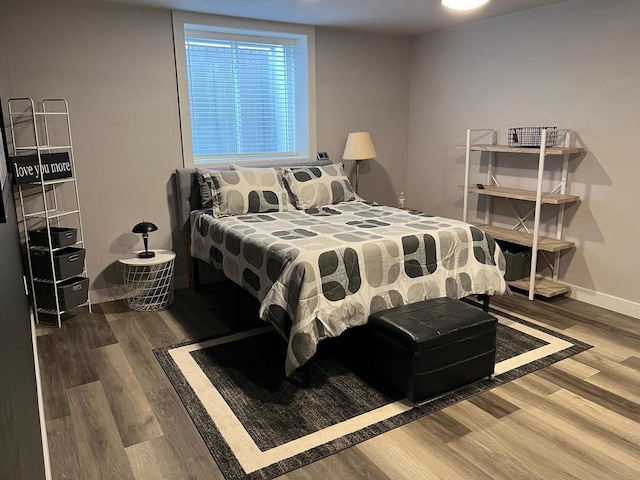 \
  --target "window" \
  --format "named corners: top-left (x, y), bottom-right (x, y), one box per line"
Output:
top-left (173, 13), bottom-right (316, 166)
